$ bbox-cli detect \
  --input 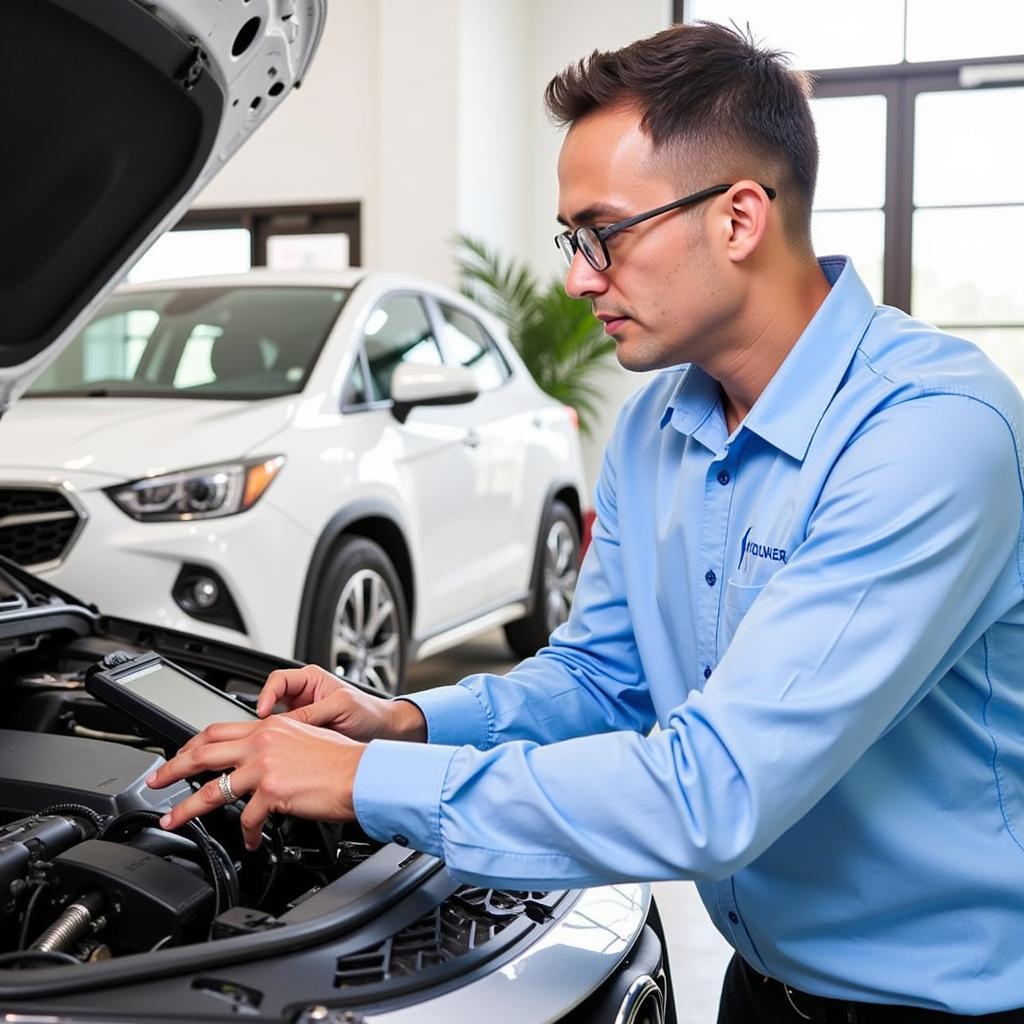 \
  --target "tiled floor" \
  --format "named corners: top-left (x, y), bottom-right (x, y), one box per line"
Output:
top-left (406, 630), bottom-right (733, 1023)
